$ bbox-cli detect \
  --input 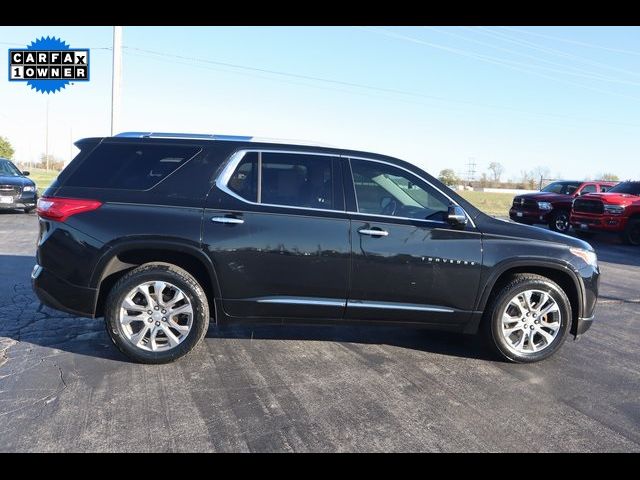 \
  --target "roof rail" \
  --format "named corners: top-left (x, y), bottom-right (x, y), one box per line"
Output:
top-left (114, 132), bottom-right (253, 141)
top-left (113, 132), bottom-right (336, 148)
